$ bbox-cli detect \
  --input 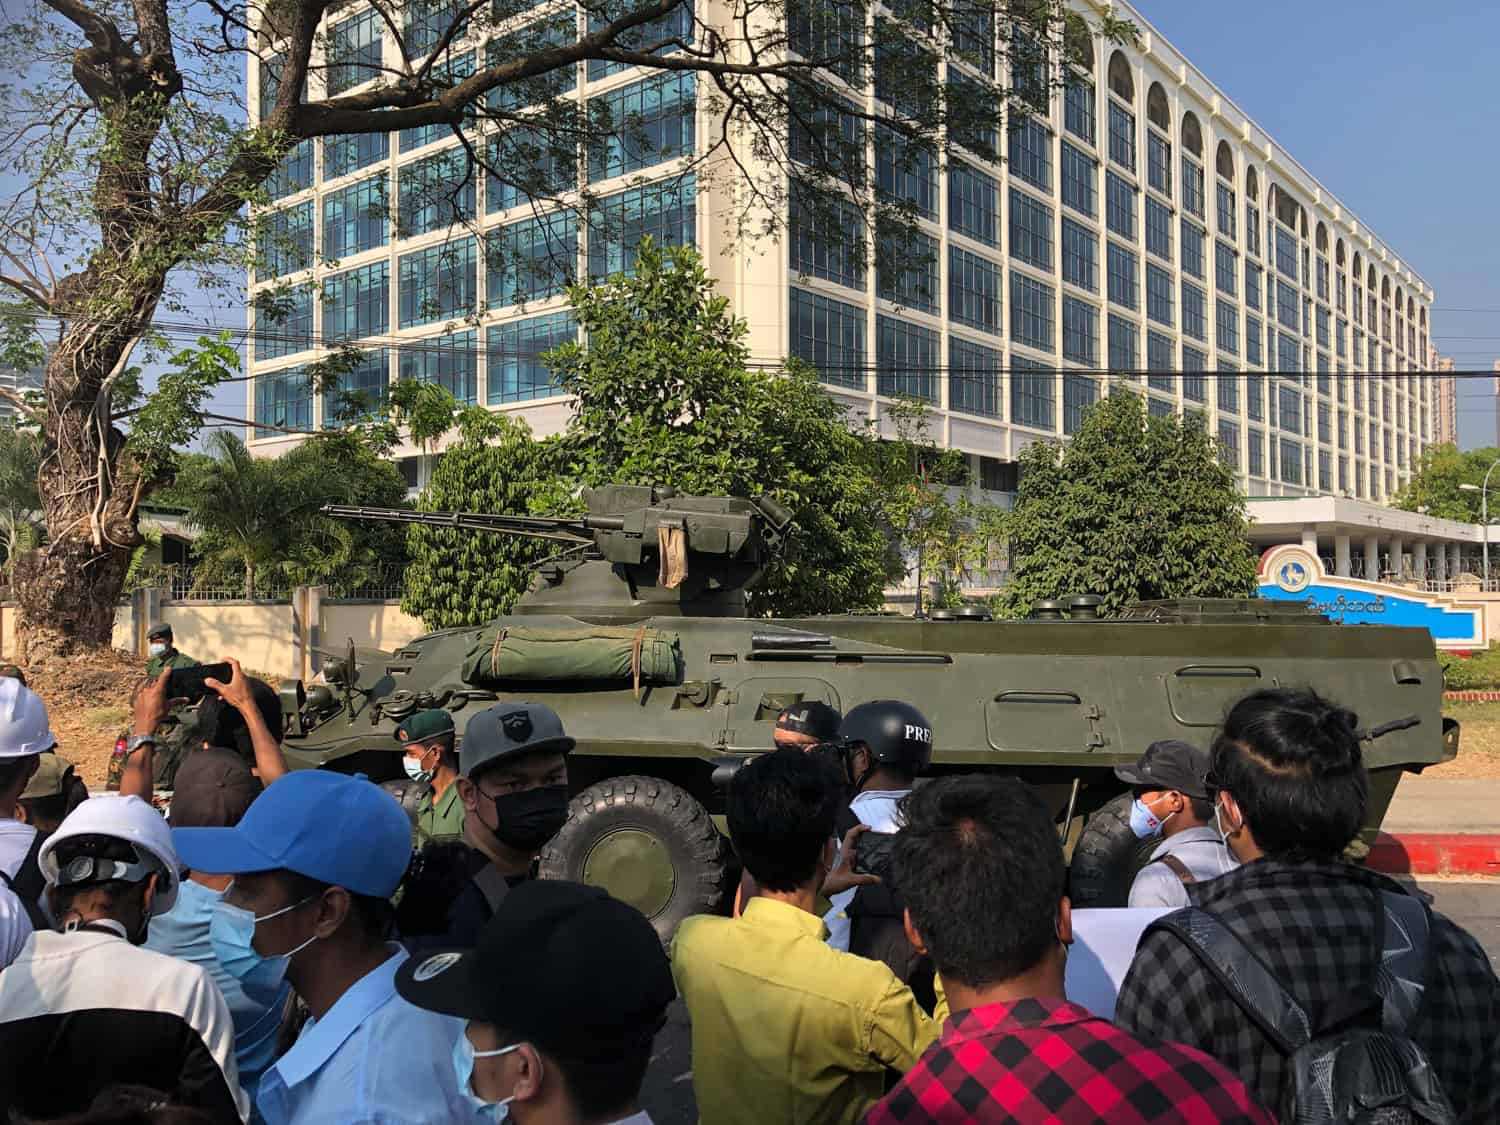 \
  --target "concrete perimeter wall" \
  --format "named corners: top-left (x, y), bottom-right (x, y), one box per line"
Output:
top-left (0, 587), bottom-right (429, 680)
